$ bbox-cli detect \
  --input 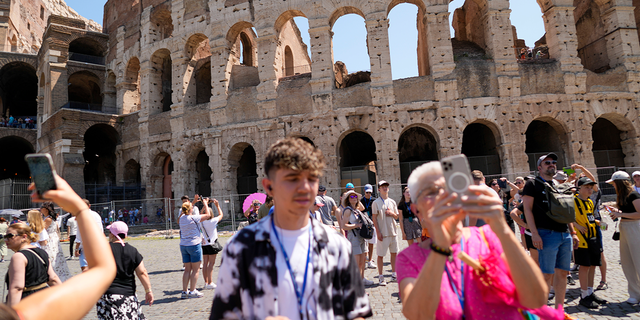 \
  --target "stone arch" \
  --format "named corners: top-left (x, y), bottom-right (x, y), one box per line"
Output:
top-left (150, 7), bottom-right (173, 41)
top-left (0, 61), bottom-right (37, 117)
top-left (331, 7), bottom-right (371, 88)
top-left (149, 49), bottom-right (173, 114)
top-left (0, 136), bottom-right (34, 180)
top-left (574, 0), bottom-right (611, 73)
top-left (274, 10), bottom-right (312, 79)
top-left (398, 125), bottom-right (440, 184)
top-left (228, 142), bottom-right (258, 198)
top-left (450, 0), bottom-right (489, 59)
top-left (525, 117), bottom-right (570, 171)
top-left (150, 152), bottom-right (173, 200)
top-left (83, 124), bottom-right (119, 185)
top-left (124, 159), bottom-right (141, 184)
top-left (461, 120), bottom-right (503, 175)
top-left (592, 113), bottom-right (637, 167)
top-left (123, 57), bottom-right (141, 114)
top-left (338, 130), bottom-right (377, 188)
top-left (184, 34), bottom-right (212, 106)
top-left (68, 37), bottom-right (105, 64)
top-left (239, 32), bottom-right (254, 66)
top-left (387, 1), bottom-right (430, 77)
top-left (68, 71), bottom-right (102, 110)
